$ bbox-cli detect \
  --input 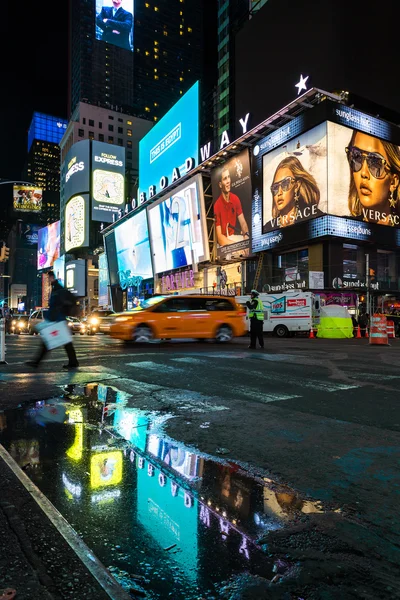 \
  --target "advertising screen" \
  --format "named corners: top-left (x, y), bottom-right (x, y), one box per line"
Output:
top-left (138, 81), bottom-right (199, 200)
top-left (98, 252), bottom-right (109, 307)
top-left (13, 186), bottom-right (43, 213)
top-left (65, 194), bottom-right (90, 252)
top-left (53, 255), bottom-right (66, 287)
top-left (92, 141), bottom-right (126, 222)
top-left (65, 260), bottom-right (87, 296)
top-left (148, 175), bottom-right (208, 274)
top-left (211, 149), bottom-right (252, 260)
top-left (262, 122), bottom-right (328, 233)
top-left (37, 221), bottom-right (60, 270)
top-left (95, 0), bottom-right (134, 52)
top-left (63, 140), bottom-right (90, 204)
top-left (327, 122), bottom-right (400, 227)
top-left (114, 209), bottom-right (153, 285)
top-left (18, 224), bottom-right (40, 247)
